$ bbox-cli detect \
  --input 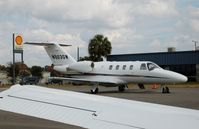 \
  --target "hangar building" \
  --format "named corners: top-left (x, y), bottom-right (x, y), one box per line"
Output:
top-left (107, 50), bottom-right (199, 82)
